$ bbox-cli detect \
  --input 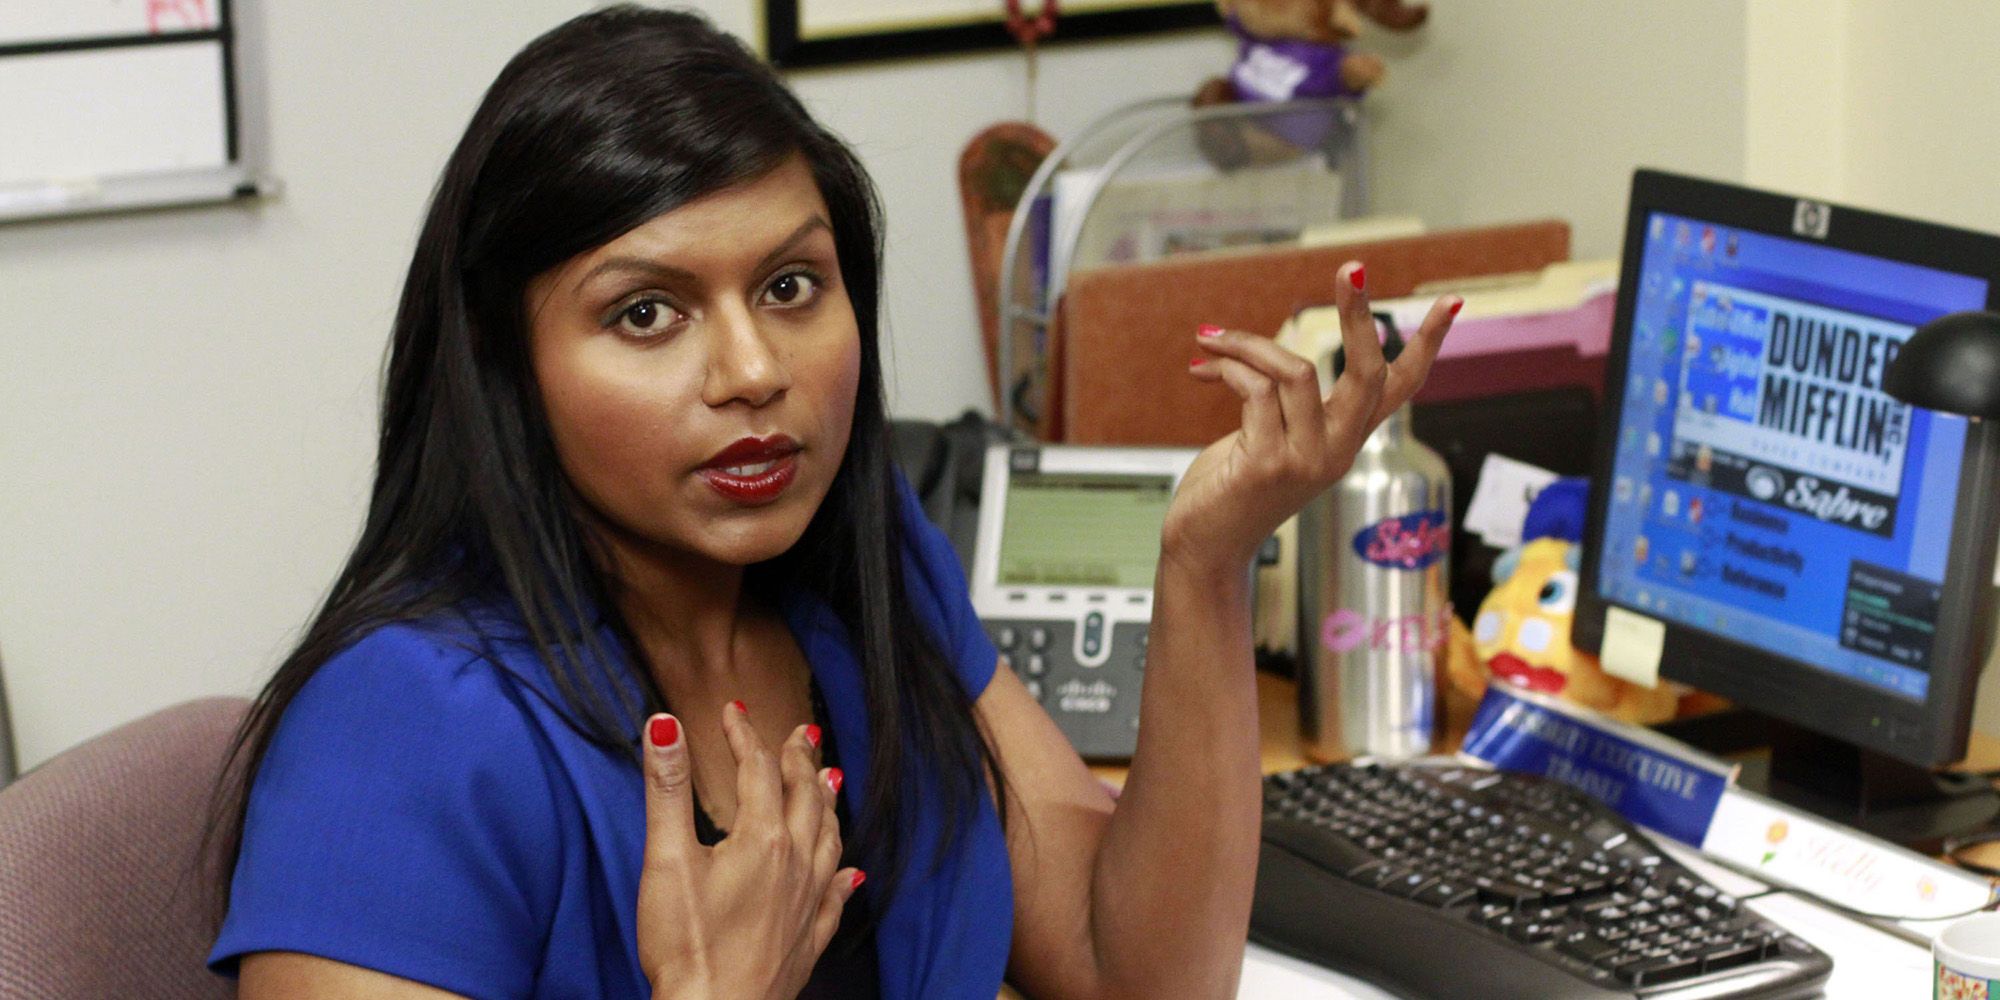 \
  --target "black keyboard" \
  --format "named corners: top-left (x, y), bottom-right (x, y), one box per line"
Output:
top-left (1252, 760), bottom-right (1834, 999)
